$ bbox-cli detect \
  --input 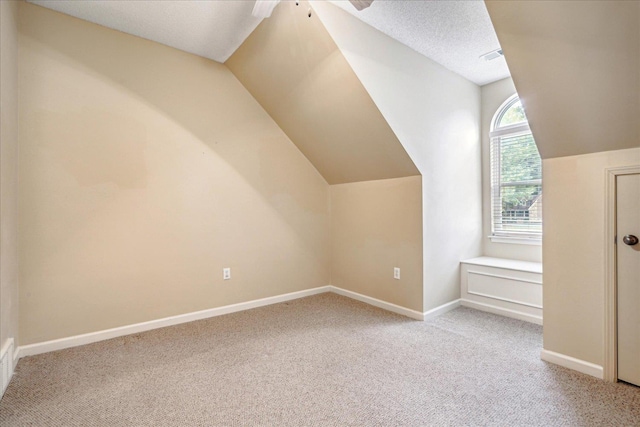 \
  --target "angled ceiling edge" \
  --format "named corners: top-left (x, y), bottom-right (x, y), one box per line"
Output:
top-left (485, 0), bottom-right (640, 159)
top-left (226, 0), bottom-right (419, 184)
